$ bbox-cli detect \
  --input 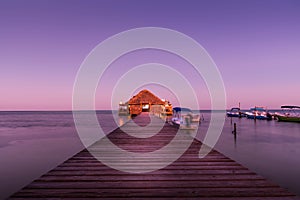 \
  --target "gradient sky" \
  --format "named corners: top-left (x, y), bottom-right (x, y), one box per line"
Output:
top-left (1, 0), bottom-right (300, 110)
